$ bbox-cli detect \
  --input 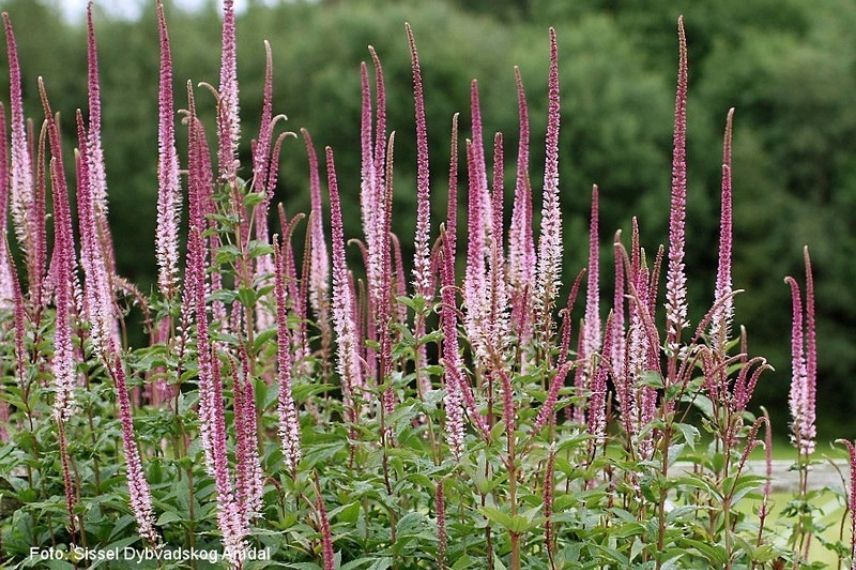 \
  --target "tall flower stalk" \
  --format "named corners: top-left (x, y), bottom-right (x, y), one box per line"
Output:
top-left (155, 0), bottom-right (182, 300)
top-left (534, 28), bottom-right (562, 331)
top-left (665, 16), bottom-right (689, 357)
